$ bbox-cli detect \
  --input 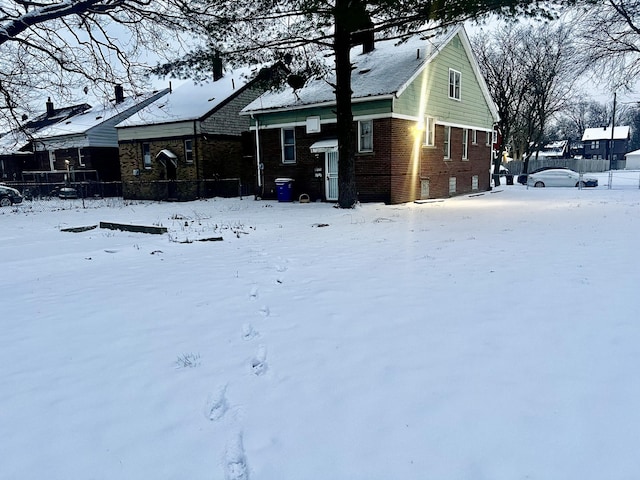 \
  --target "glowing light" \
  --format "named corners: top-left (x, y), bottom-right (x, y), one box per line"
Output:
top-left (406, 64), bottom-right (433, 202)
